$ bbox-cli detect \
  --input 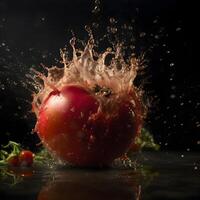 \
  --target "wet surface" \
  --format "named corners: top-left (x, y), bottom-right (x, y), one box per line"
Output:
top-left (0, 152), bottom-right (200, 200)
